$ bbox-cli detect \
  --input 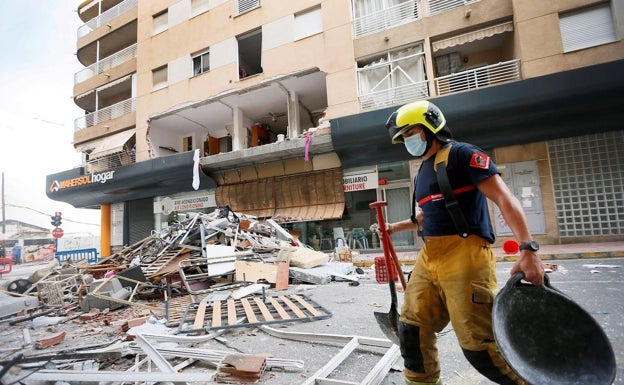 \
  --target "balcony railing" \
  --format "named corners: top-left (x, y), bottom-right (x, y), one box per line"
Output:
top-left (434, 59), bottom-right (521, 96)
top-left (74, 44), bottom-right (137, 84)
top-left (427, 0), bottom-right (479, 16)
top-left (353, 0), bottom-right (420, 38)
top-left (86, 150), bottom-right (135, 173)
top-left (77, 0), bottom-right (138, 38)
top-left (359, 80), bottom-right (429, 111)
top-left (75, 97), bottom-right (136, 131)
